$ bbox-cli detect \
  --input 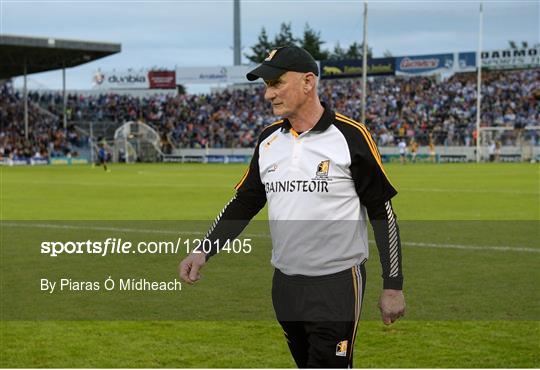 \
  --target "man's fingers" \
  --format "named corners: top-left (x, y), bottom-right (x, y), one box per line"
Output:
top-left (179, 260), bottom-right (193, 284)
top-left (189, 263), bottom-right (201, 282)
top-left (179, 259), bottom-right (198, 284)
top-left (382, 312), bottom-right (397, 325)
top-left (179, 253), bottom-right (205, 285)
top-left (378, 289), bottom-right (406, 325)
top-left (382, 314), bottom-right (398, 325)
top-left (381, 307), bottom-right (405, 325)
